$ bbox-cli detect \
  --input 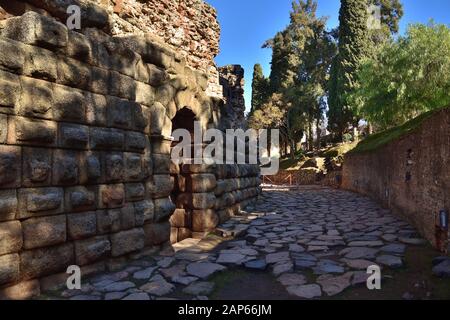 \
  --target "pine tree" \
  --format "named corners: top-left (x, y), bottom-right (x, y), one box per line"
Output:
top-left (250, 64), bottom-right (269, 115)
